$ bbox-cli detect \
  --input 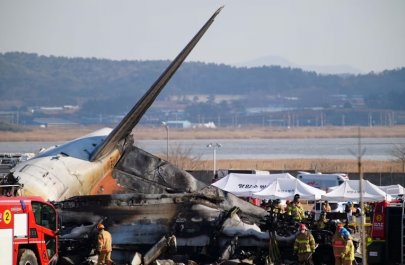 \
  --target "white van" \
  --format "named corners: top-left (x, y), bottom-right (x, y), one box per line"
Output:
top-left (217, 169), bottom-right (270, 178)
top-left (297, 171), bottom-right (348, 192)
